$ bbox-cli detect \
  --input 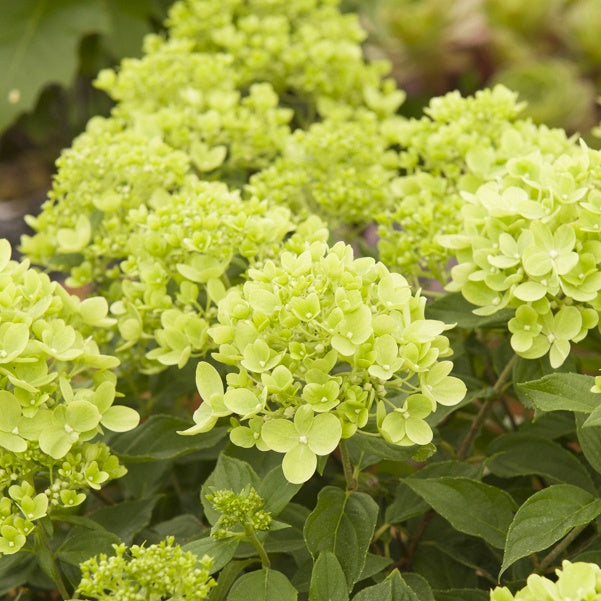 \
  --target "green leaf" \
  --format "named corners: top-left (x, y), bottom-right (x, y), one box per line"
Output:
top-left (57, 522), bottom-right (120, 567)
top-left (351, 570), bottom-right (418, 601)
top-left (258, 465), bottom-right (302, 517)
top-left (304, 486), bottom-right (378, 587)
top-left (486, 434), bottom-right (595, 493)
top-left (88, 496), bottom-right (160, 545)
top-left (0, 0), bottom-right (110, 131)
top-left (208, 559), bottom-right (256, 601)
top-left (406, 477), bottom-right (516, 549)
top-left (517, 373), bottom-right (599, 413)
top-left (357, 553), bottom-right (393, 582)
top-left (583, 403), bottom-right (601, 427)
top-left (425, 292), bottom-right (513, 329)
top-left (109, 415), bottom-right (227, 462)
top-left (183, 537), bottom-right (240, 574)
top-left (309, 552), bottom-right (349, 601)
top-left (345, 432), bottom-right (415, 469)
top-left (403, 573), bottom-right (435, 601)
top-left (0, 553), bottom-right (35, 596)
top-left (500, 484), bottom-right (601, 576)
top-left (227, 569), bottom-right (298, 601)
top-left (575, 413), bottom-right (601, 476)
